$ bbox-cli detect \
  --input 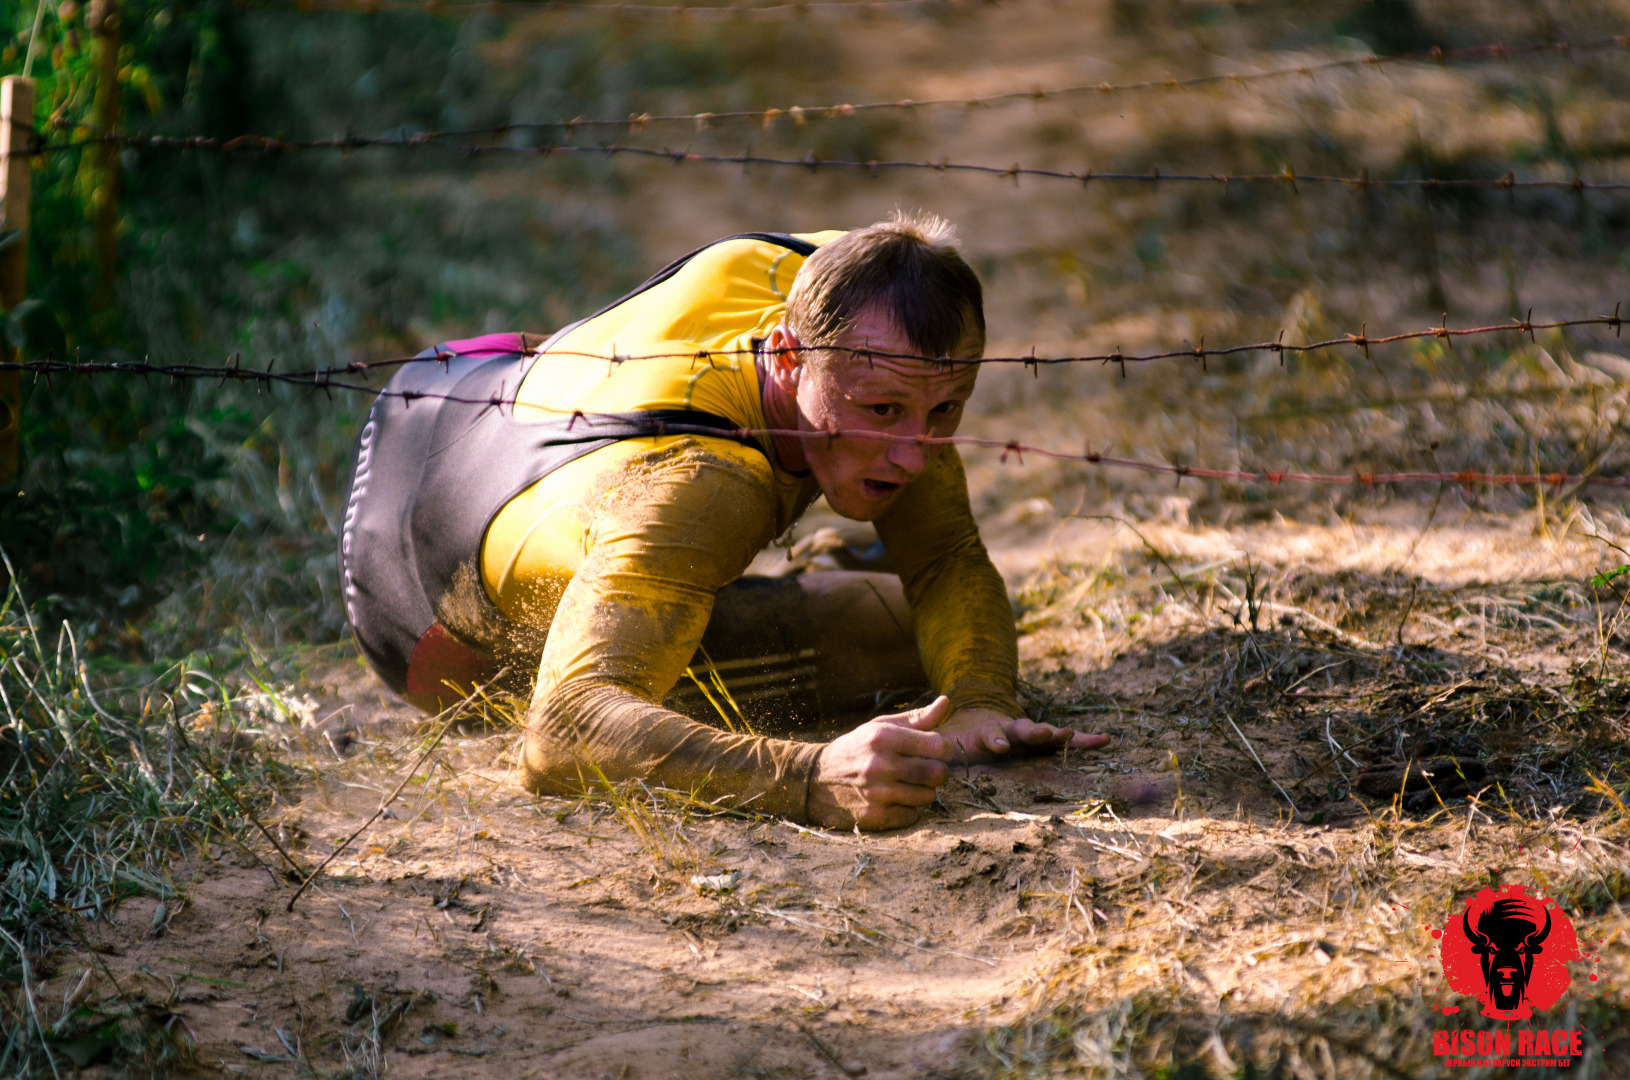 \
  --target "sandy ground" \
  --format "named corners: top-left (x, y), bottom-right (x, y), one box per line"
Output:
top-left (44, 497), bottom-right (1630, 1078)
top-left (76, 750), bottom-right (1162, 1080)
top-left (65, 631), bottom-right (1215, 1080)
